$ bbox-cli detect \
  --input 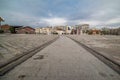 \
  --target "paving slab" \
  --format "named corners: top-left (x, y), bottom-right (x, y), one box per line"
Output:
top-left (0, 36), bottom-right (120, 80)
